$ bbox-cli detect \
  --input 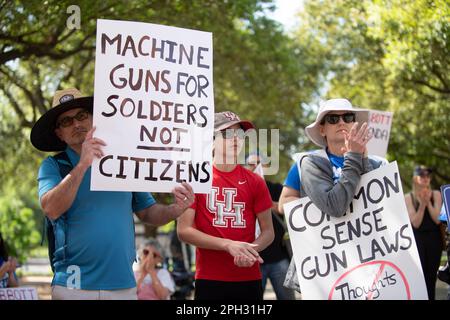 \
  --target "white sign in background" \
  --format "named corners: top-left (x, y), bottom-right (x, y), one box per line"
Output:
top-left (284, 161), bottom-right (427, 300)
top-left (91, 19), bottom-right (214, 193)
top-left (0, 287), bottom-right (38, 300)
top-left (366, 110), bottom-right (393, 158)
